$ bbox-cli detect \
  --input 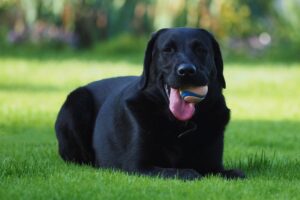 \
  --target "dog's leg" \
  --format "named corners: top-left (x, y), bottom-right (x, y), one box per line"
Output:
top-left (191, 129), bottom-right (245, 179)
top-left (55, 87), bottom-right (95, 165)
top-left (138, 167), bottom-right (202, 180)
